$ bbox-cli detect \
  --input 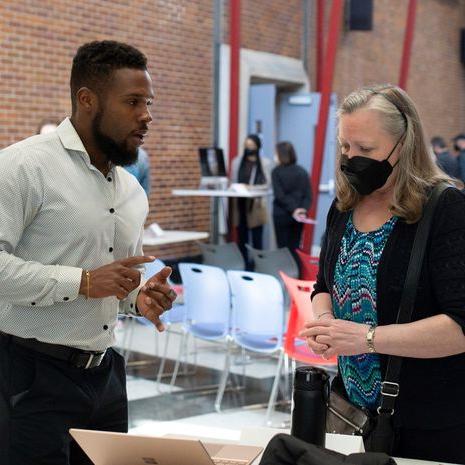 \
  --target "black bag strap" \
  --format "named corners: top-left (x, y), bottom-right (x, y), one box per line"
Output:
top-left (377, 182), bottom-right (450, 417)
